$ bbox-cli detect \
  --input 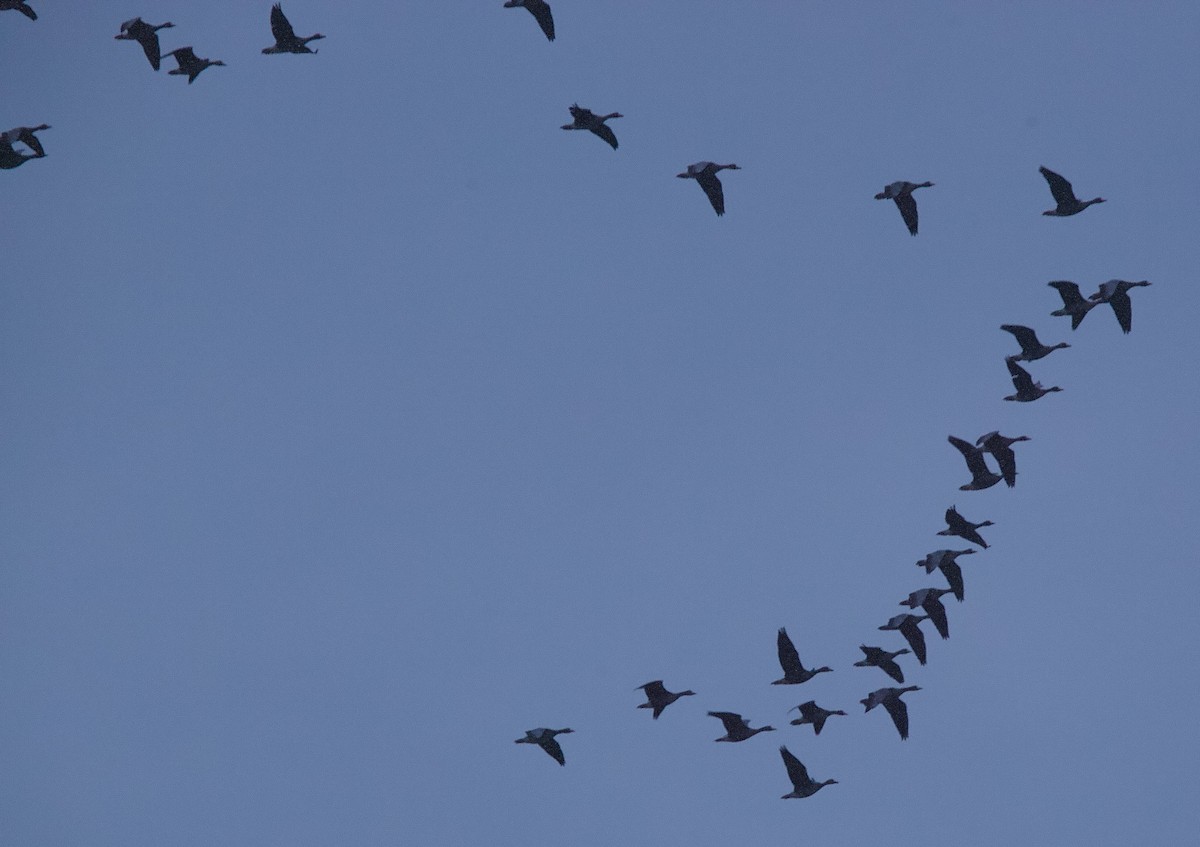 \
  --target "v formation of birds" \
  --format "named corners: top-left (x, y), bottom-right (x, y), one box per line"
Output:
top-left (7, 1), bottom-right (1157, 804)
